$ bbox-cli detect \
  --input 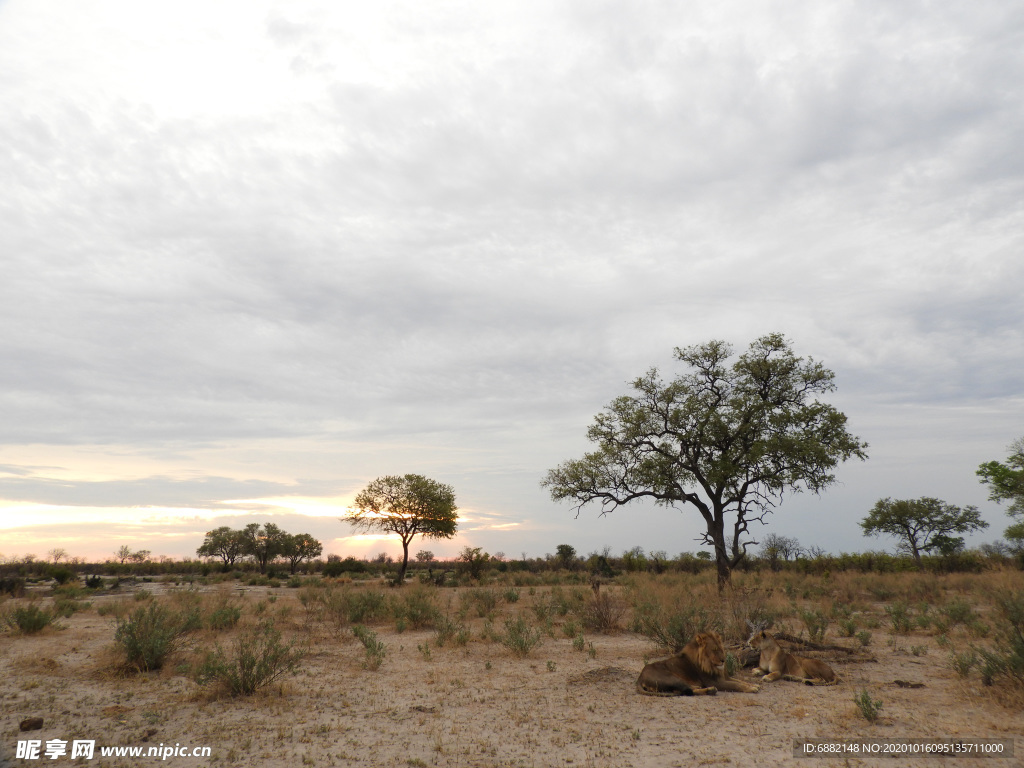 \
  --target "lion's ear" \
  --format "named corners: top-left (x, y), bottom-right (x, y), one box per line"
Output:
top-left (695, 634), bottom-right (707, 649)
